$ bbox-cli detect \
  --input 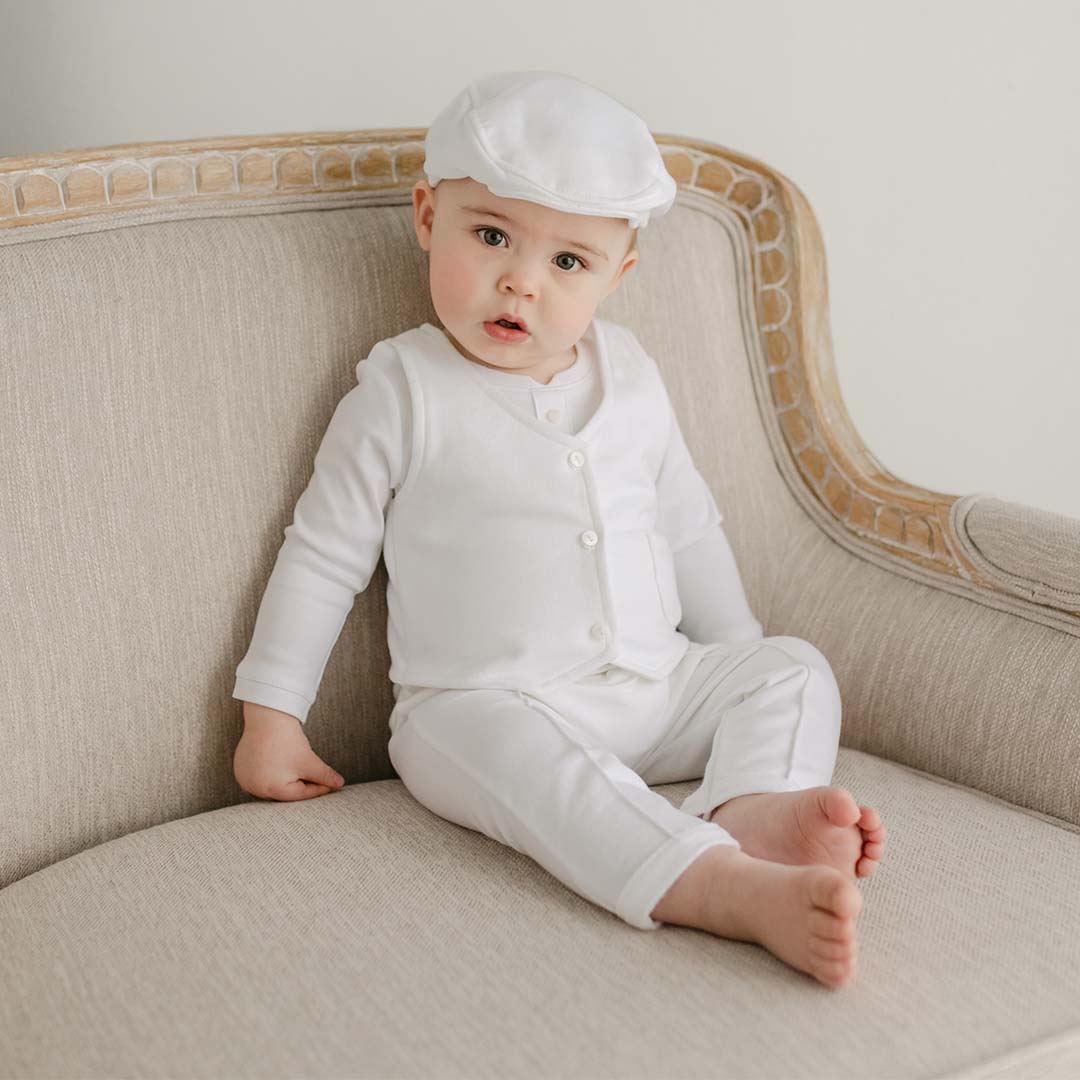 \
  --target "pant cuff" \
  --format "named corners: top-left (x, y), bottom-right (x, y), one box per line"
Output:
top-left (615, 825), bottom-right (741, 931)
